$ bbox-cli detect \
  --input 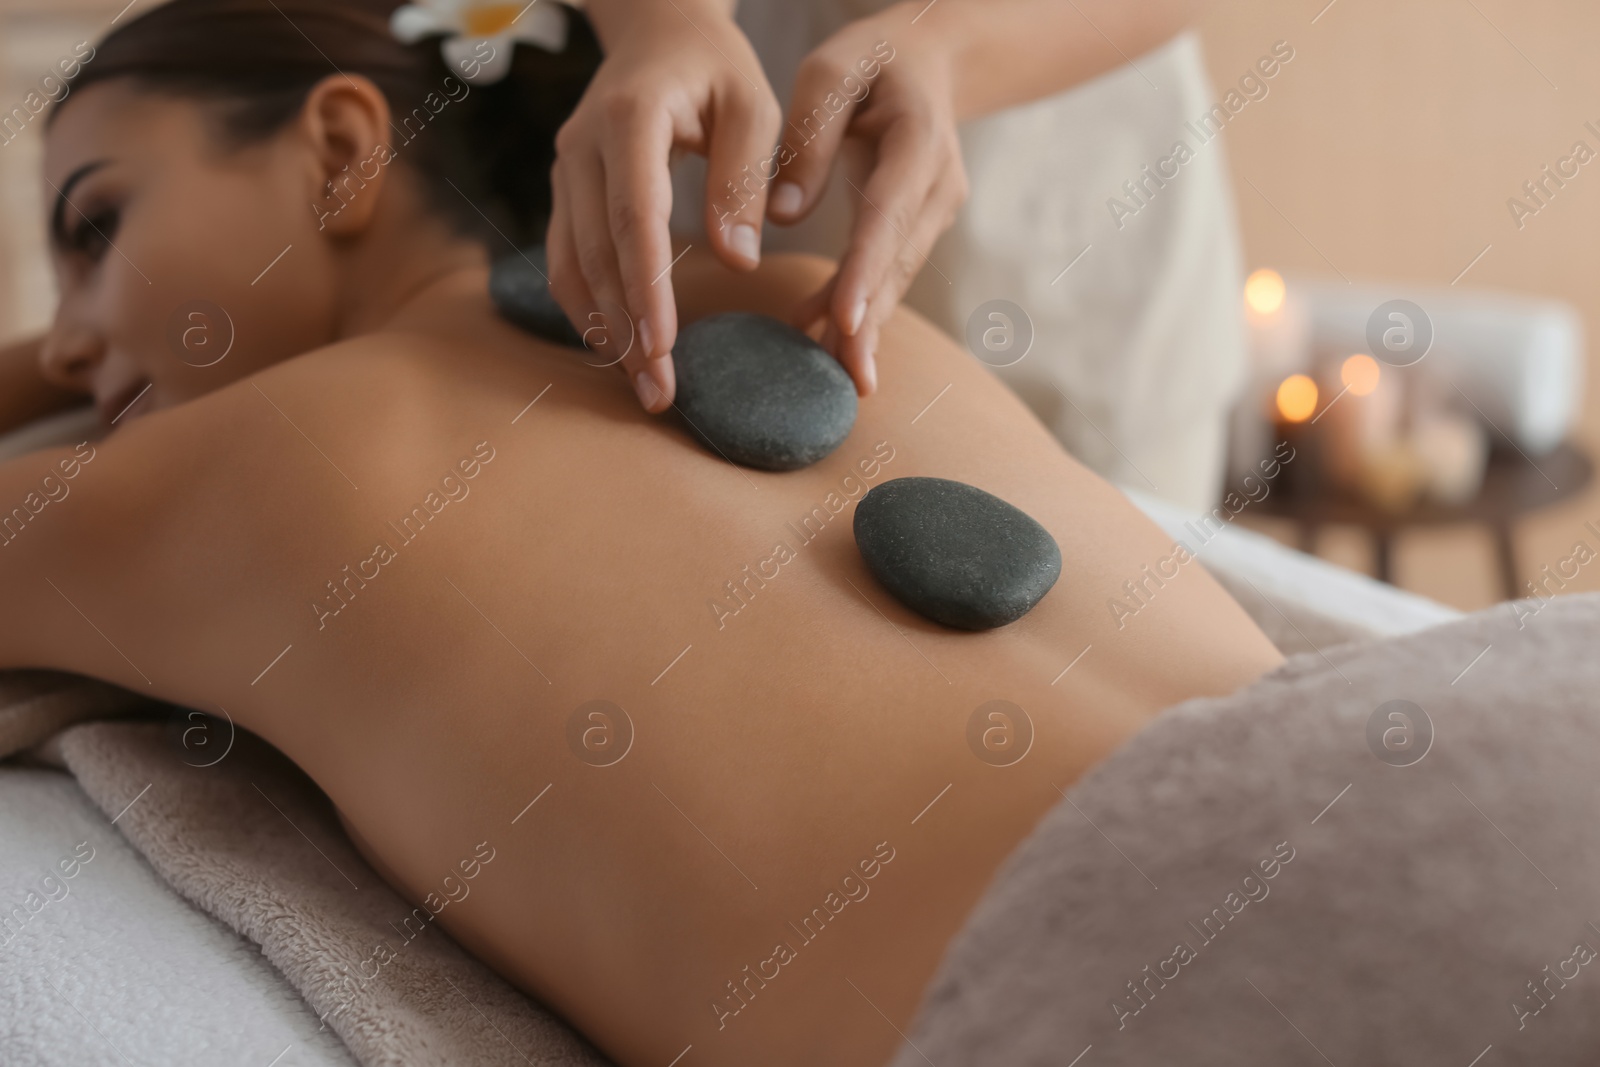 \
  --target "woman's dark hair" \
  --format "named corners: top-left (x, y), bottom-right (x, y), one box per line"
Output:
top-left (59, 0), bottom-right (601, 246)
